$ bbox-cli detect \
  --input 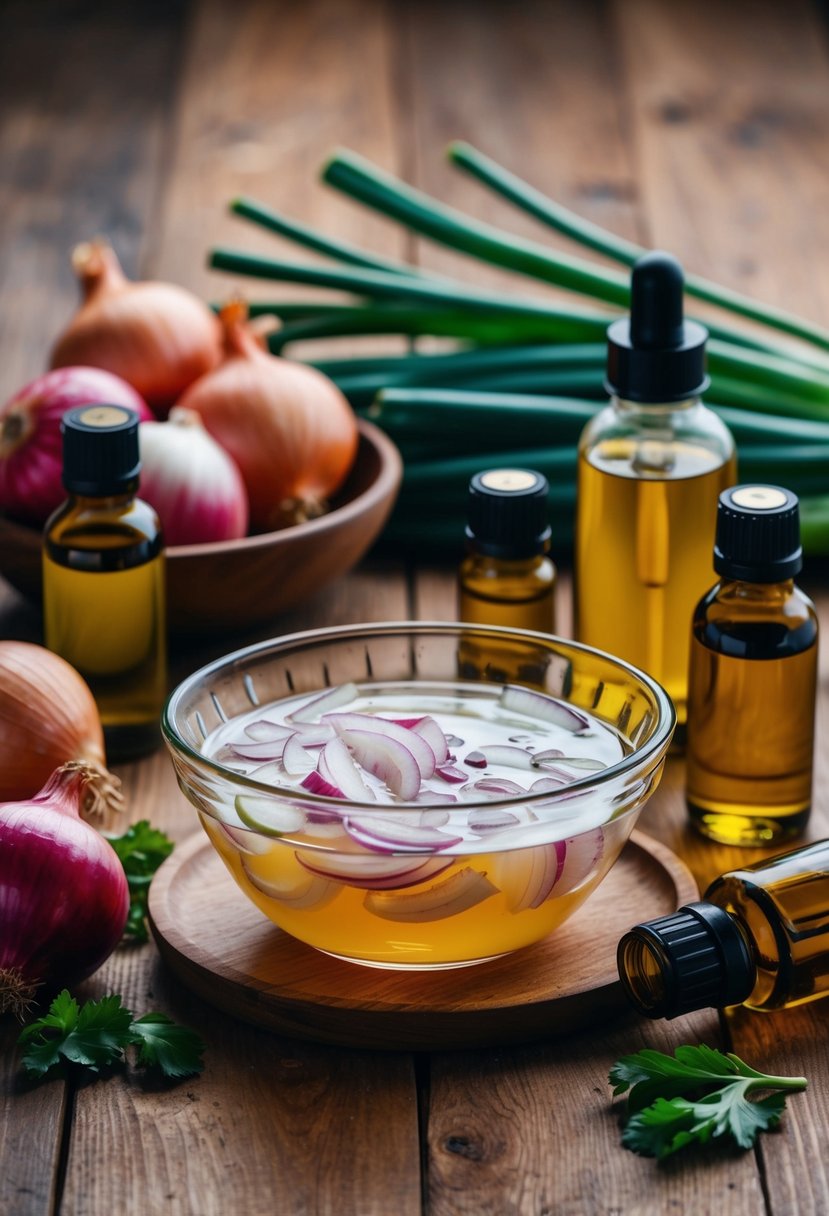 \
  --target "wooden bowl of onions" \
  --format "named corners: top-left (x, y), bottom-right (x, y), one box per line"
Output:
top-left (0, 418), bottom-right (402, 636)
